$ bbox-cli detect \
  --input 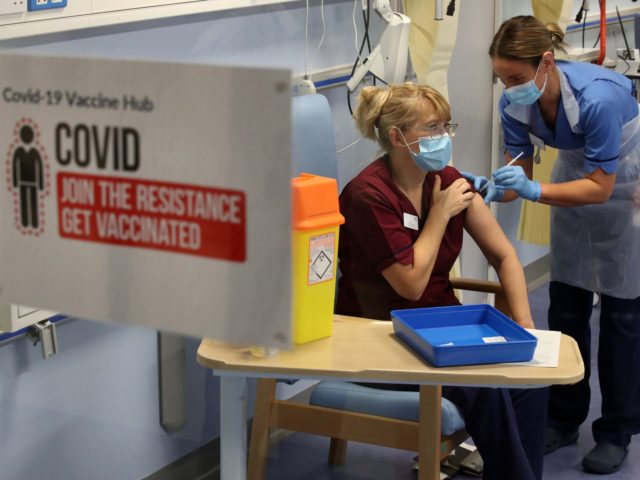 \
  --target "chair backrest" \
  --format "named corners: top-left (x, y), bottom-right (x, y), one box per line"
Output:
top-left (291, 94), bottom-right (338, 180)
